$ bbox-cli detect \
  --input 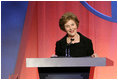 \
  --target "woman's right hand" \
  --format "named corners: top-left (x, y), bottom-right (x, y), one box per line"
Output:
top-left (91, 53), bottom-right (98, 58)
top-left (51, 54), bottom-right (58, 58)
